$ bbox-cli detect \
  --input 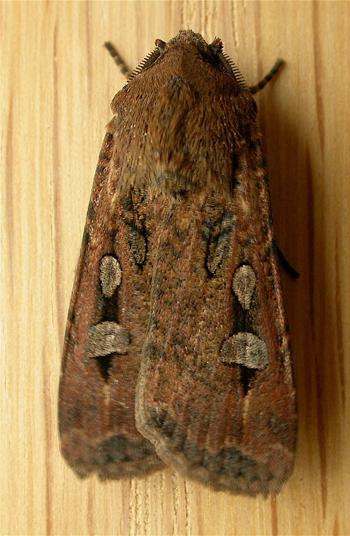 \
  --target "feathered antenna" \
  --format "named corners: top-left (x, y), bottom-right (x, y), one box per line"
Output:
top-left (221, 52), bottom-right (248, 88)
top-left (128, 48), bottom-right (161, 81)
